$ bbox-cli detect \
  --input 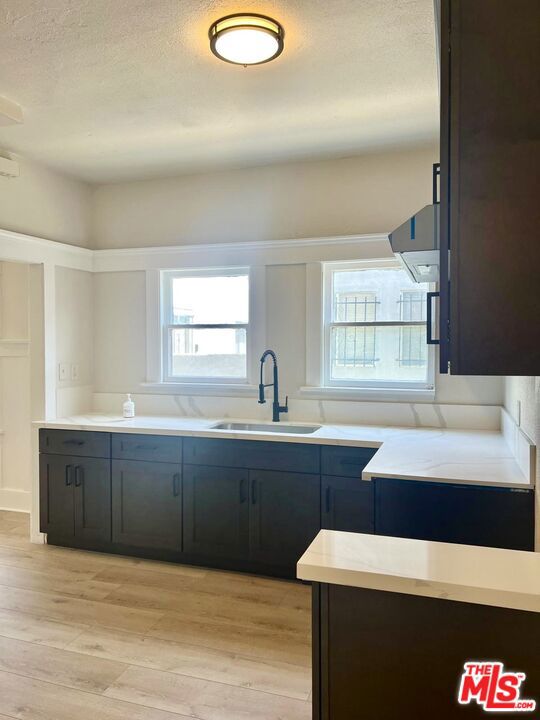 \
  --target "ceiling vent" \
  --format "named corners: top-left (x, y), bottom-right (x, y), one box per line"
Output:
top-left (0, 96), bottom-right (23, 126)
